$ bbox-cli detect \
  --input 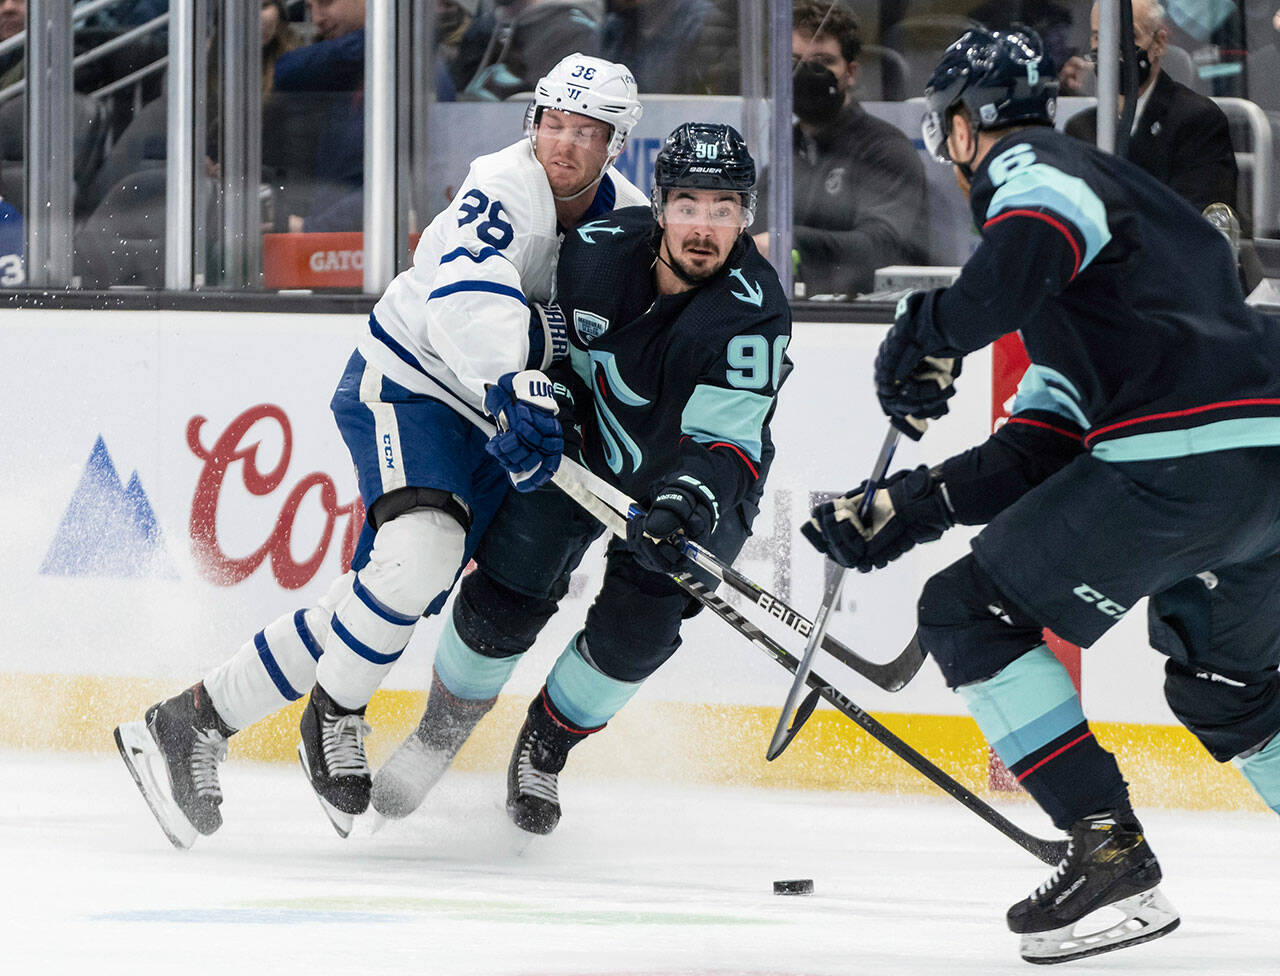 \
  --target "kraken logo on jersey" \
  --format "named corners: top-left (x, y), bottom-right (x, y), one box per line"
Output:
top-left (729, 268), bottom-right (763, 307)
top-left (586, 349), bottom-right (649, 475)
top-left (577, 220), bottom-right (624, 244)
top-left (574, 309), bottom-right (610, 343)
